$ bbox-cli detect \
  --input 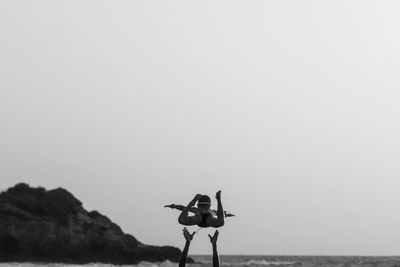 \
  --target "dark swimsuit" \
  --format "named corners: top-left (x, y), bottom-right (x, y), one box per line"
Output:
top-left (197, 213), bottom-right (211, 228)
